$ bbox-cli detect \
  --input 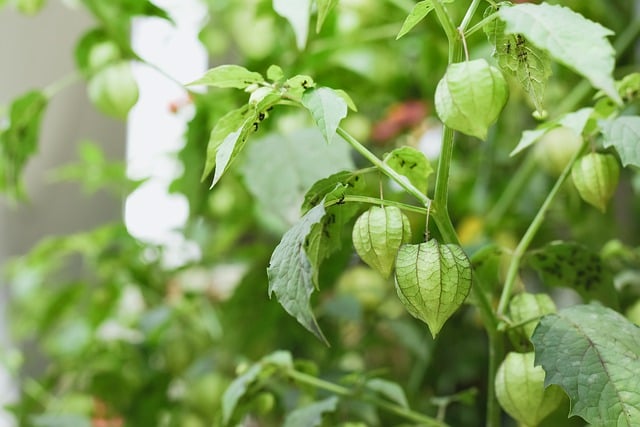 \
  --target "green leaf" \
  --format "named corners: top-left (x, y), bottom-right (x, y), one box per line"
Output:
top-left (511, 107), bottom-right (592, 155)
top-left (302, 87), bottom-right (348, 144)
top-left (396, 0), bottom-right (454, 39)
top-left (384, 146), bottom-right (433, 194)
top-left (222, 351), bottom-right (293, 425)
top-left (532, 304), bottom-right (640, 426)
top-left (187, 65), bottom-right (265, 89)
top-left (273, 0), bottom-right (312, 50)
top-left (267, 203), bottom-right (329, 344)
top-left (333, 89), bottom-right (358, 112)
top-left (202, 93), bottom-right (281, 187)
top-left (241, 128), bottom-right (354, 231)
top-left (365, 378), bottom-right (409, 408)
top-left (525, 241), bottom-right (618, 309)
top-left (266, 64), bottom-right (284, 82)
top-left (601, 116), bottom-right (640, 168)
top-left (395, 240), bottom-right (472, 337)
top-left (484, 4), bottom-right (551, 116)
top-left (283, 396), bottom-right (339, 427)
top-left (0, 90), bottom-right (48, 197)
top-left (499, 3), bottom-right (621, 105)
top-left (316, 0), bottom-right (338, 33)
top-left (302, 170), bottom-right (364, 213)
